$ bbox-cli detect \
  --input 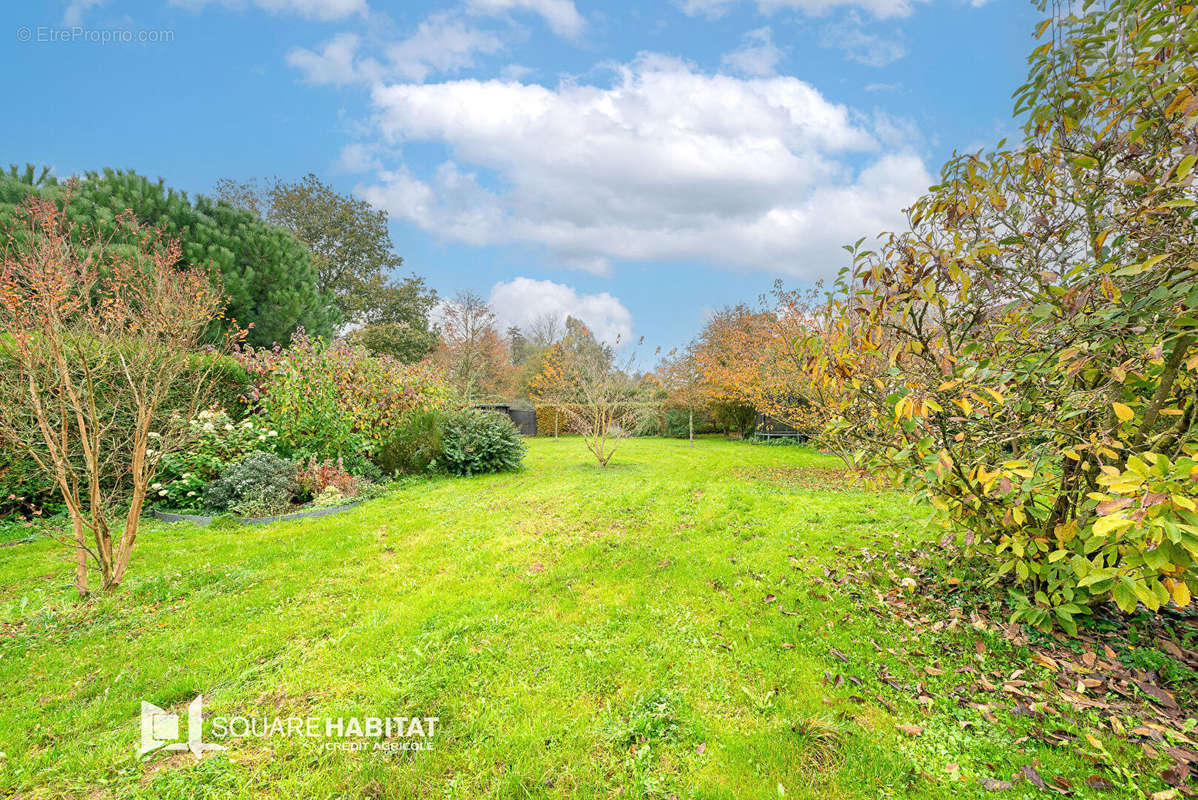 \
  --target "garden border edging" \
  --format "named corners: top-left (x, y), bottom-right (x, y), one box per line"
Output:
top-left (151, 501), bottom-right (363, 526)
